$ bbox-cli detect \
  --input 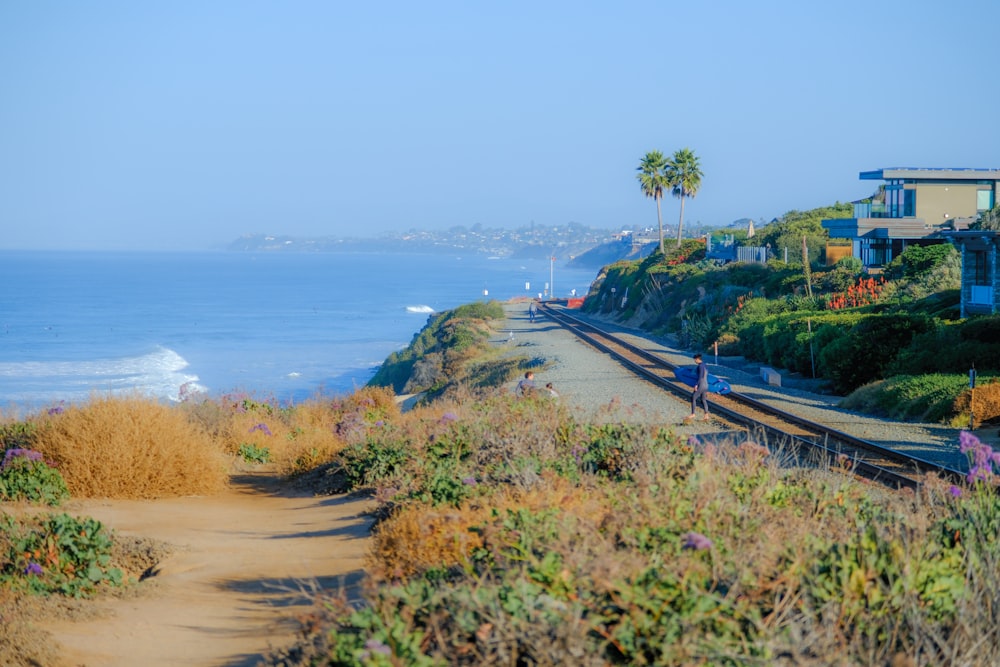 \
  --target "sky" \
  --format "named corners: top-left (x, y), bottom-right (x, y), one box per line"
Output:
top-left (1, 1), bottom-right (999, 251)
